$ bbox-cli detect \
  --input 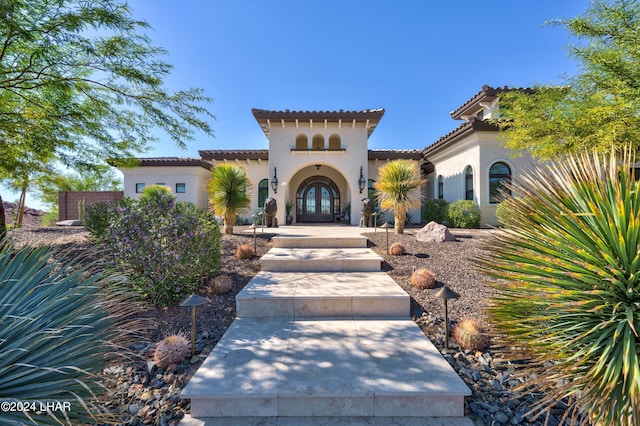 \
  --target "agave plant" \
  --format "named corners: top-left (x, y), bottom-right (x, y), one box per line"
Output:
top-left (374, 159), bottom-right (425, 234)
top-left (478, 150), bottom-right (639, 425)
top-left (0, 240), bottom-right (146, 425)
top-left (207, 164), bottom-right (252, 234)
